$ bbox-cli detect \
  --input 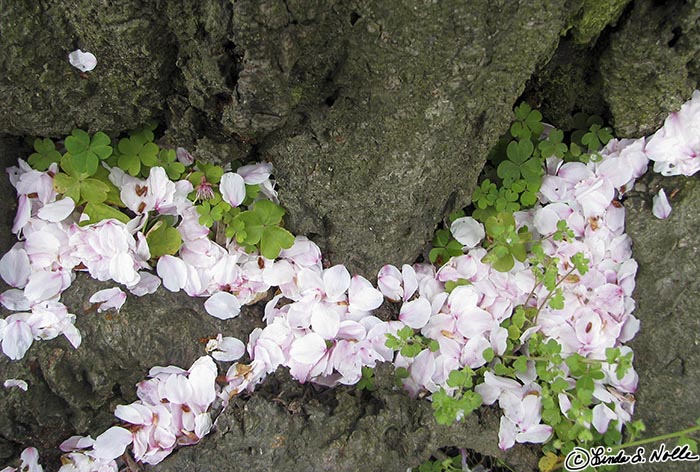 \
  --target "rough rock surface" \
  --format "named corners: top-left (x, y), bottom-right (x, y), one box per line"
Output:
top-left (150, 364), bottom-right (538, 472)
top-left (600, 0), bottom-right (700, 137)
top-left (0, 0), bottom-right (176, 137)
top-left (620, 174), bottom-right (700, 472)
top-left (0, 272), bottom-right (261, 468)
